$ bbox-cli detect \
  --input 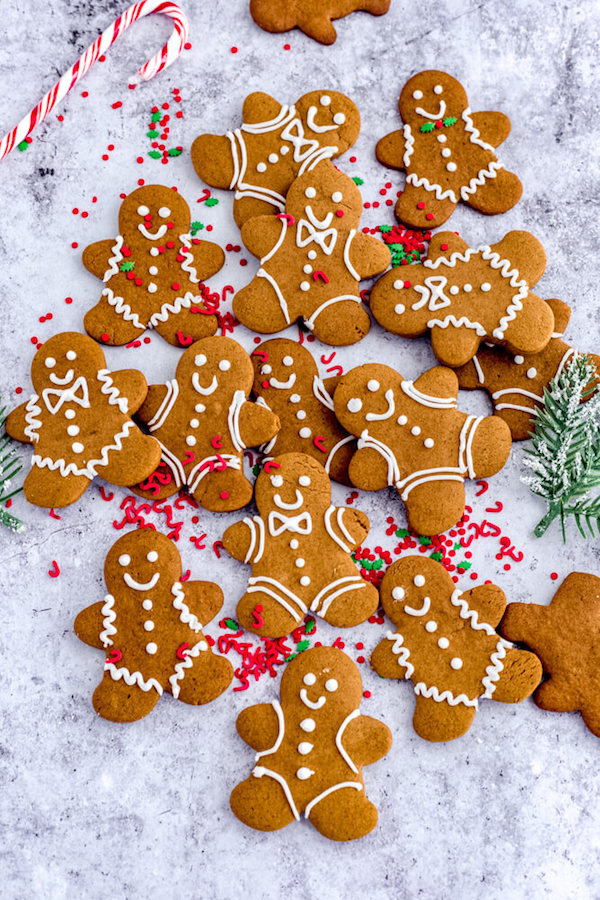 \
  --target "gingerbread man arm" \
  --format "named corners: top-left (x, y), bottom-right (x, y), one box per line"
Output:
top-left (466, 413), bottom-right (512, 477)
top-left (222, 520), bottom-right (253, 563)
top-left (241, 216), bottom-right (289, 261)
top-left (187, 239), bottom-right (225, 281)
top-left (333, 506), bottom-right (370, 550)
top-left (242, 91), bottom-right (283, 124)
top-left (74, 602), bottom-right (107, 649)
top-left (181, 580), bottom-right (224, 626)
top-left (499, 602), bottom-right (548, 645)
top-left (412, 365), bottom-right (459, 400)
top-left (237, 400), bottom-right (280, 448)
top-left (342, 715), bottom-right (393, 766)
top-left (82, 239), bottom-right (117, 280)
top-left (375, 130), bottom-right (406, 170)
top-left (490, 648), bottom-right (542, 704)
top-left (236, 702), bottom-right (281, 750)
top-left (296, 10), bottom-right (338, 43)
top-left (109, 369), bottom-right (149, 415)
top-left (5, 401), bottom-right (34, 444)
top-left (459, 584), bottom-right (507, 628)
top-left (468, 111), bottom-right (512, 147)
top-left (426, 231), bottom-right (470, 264)
top-left (134, 385), bottom-right (169, 425)
top-left (491, 231), bottom-right (547, 289)
top-left (370, 636), bottom-right (412, 680)
top-left (348, 232), bottom-right (391, 280)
